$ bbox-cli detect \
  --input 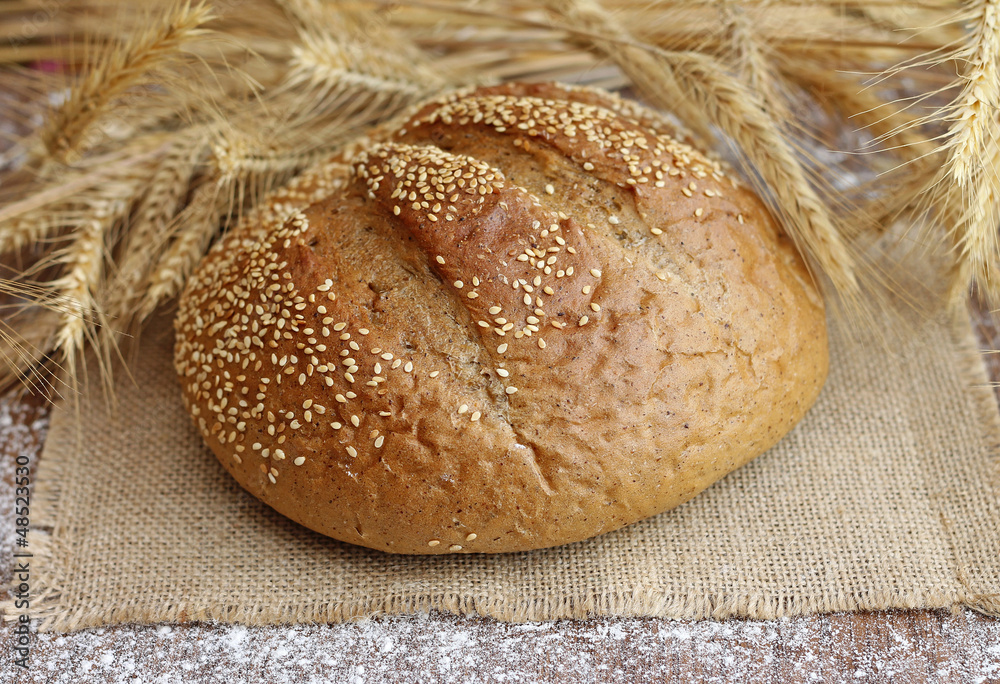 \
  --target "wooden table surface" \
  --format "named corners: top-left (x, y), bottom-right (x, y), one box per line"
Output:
top-left (0, 306), bottom-right (997, 683)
